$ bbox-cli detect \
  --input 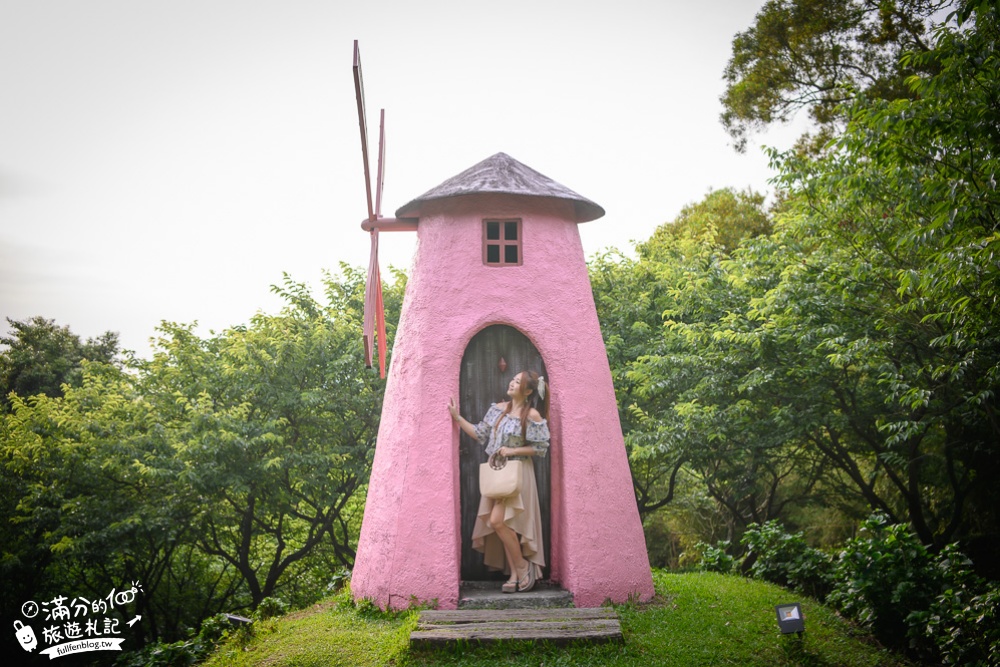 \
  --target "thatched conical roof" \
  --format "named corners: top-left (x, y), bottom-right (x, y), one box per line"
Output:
top-left (395, 152), bottom-right (604, 223)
